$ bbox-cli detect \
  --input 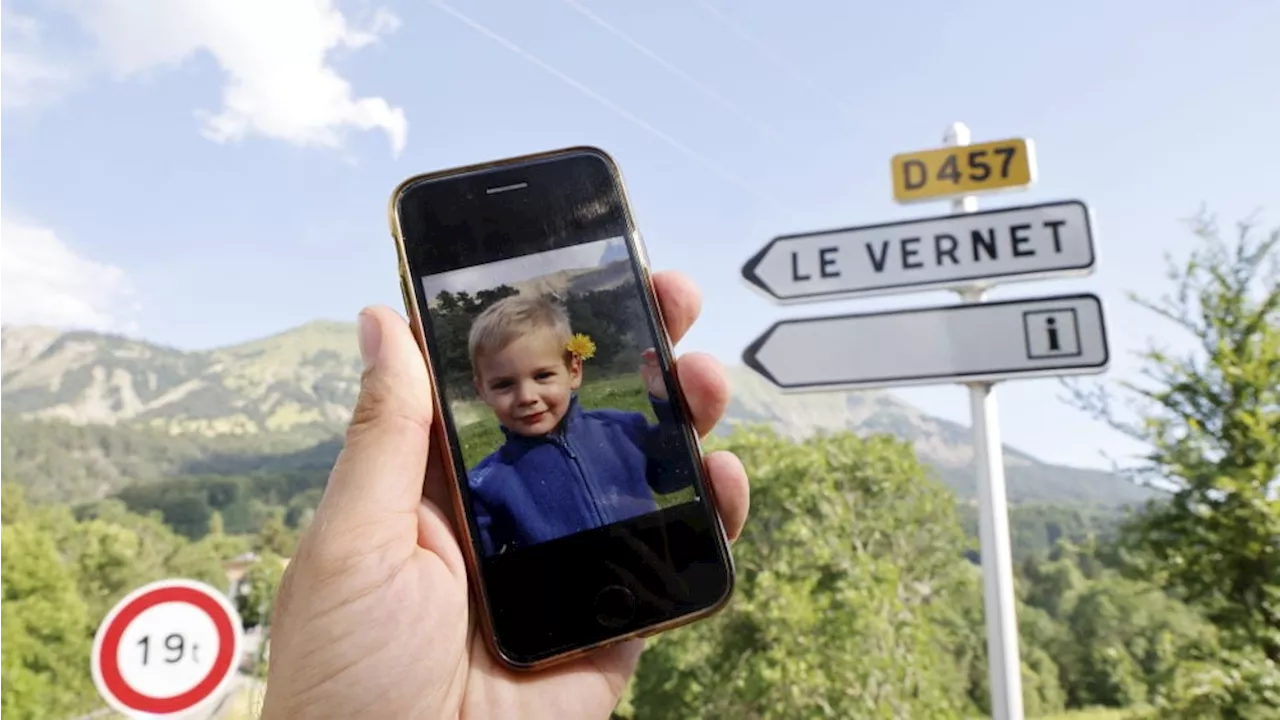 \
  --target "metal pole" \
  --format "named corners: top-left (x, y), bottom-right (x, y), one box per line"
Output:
top-left (945, 121), bottom-right (1025, 720)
